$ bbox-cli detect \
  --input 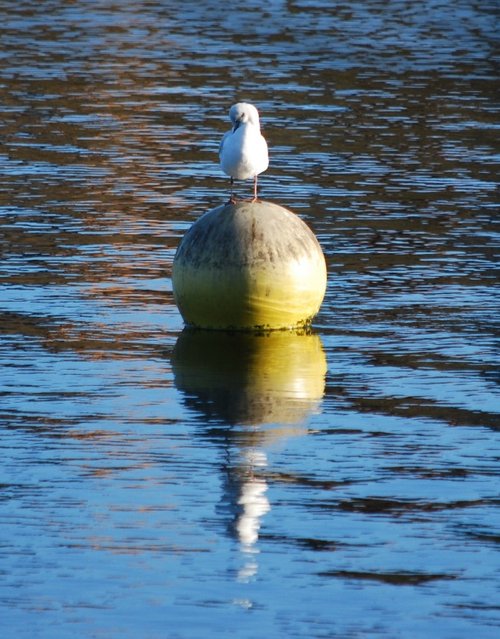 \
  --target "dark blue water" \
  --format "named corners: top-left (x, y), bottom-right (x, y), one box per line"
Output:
top-left (1, 1), bottom-right (499, 637)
